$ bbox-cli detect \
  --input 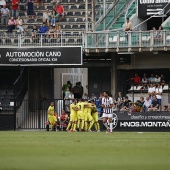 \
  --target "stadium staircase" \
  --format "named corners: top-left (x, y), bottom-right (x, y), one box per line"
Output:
top-left (96, 0), bottom-right (137, 31)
